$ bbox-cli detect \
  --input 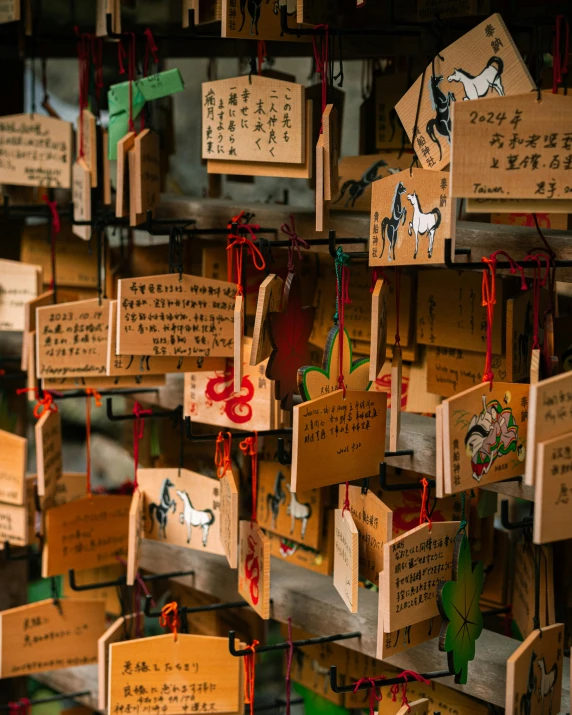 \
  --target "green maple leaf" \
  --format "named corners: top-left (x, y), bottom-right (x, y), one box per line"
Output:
top-left (437, 534), bottom-right (484, 685)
